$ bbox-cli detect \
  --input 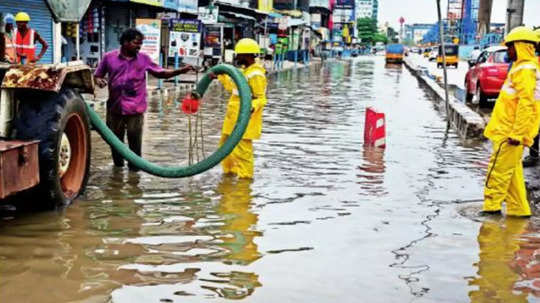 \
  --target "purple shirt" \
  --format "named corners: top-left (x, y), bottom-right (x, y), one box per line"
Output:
top-left (95, 50), bottom-right (163, 115)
